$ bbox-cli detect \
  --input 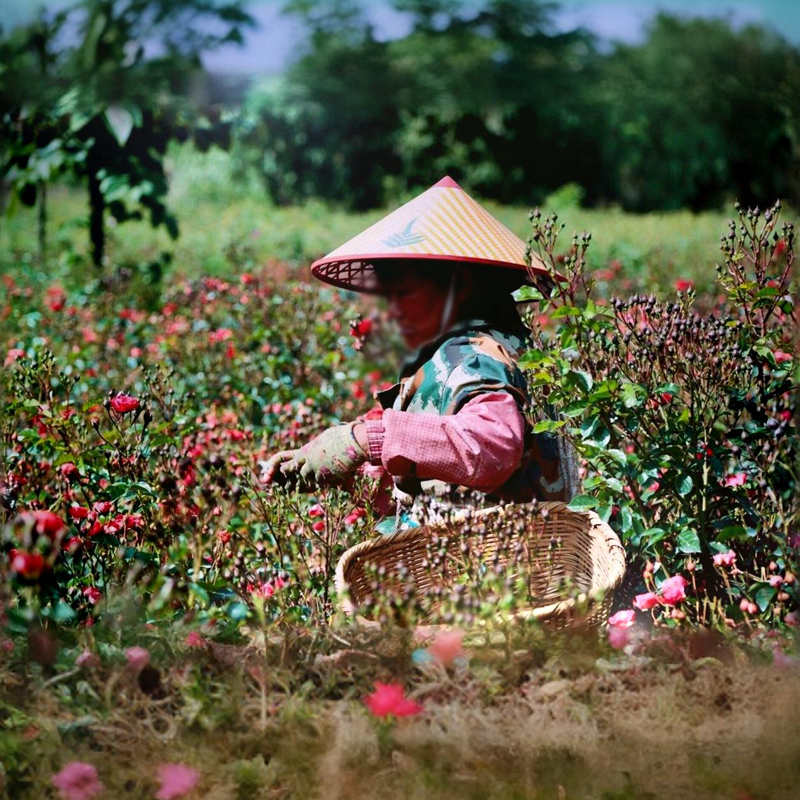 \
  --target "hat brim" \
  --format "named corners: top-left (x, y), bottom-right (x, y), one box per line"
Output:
top-left (311, 252), bottom-right (557, 294)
